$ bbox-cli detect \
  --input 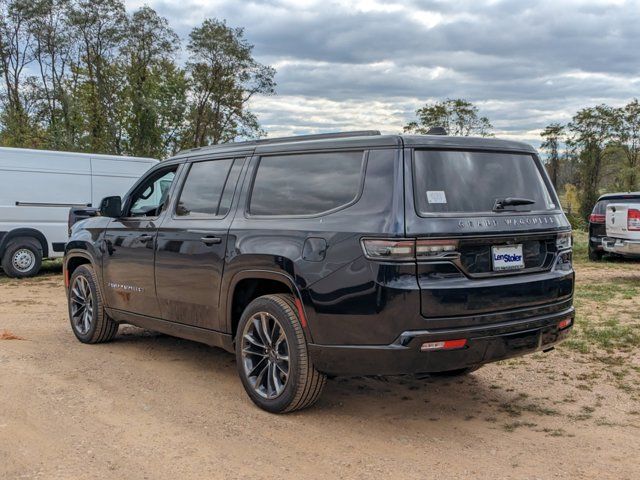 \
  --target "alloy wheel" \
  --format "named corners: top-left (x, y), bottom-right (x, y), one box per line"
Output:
top-left (70, 275), bottom-right (94, 335)
top-left (241, 311), bottom-right (290, 399)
